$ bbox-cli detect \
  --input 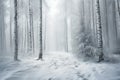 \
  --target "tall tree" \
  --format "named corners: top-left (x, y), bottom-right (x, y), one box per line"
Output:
top-left (0, 0), bottom-right (6, 53)
top-left (14, 0), bottom-right (19, 61)
top-left (38, 0), bottom-right (43, 60)
top-left (105, 0), bottom-right (109, 48)
top-left (117, 0), bottom-right (120, 16)
top-left (65, 0), bottom-right (68, 52)
top-left (91, 0), bottom-right (97, 46)
top-left (10, 0), bottom-right (13, 51)
top-left (96, 0), bottom-right (104, 62)
top-left (44, 7), bottom-right (47, 52)
top-left (29, 0), bottom-right (34, 54)
top-left (113, 0), bottom-right (118, 40)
